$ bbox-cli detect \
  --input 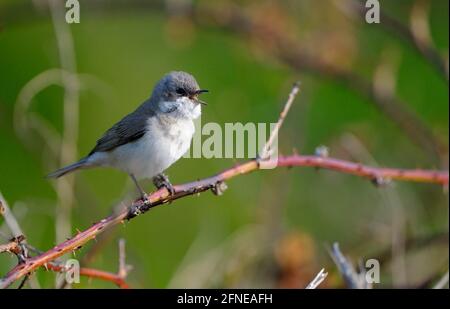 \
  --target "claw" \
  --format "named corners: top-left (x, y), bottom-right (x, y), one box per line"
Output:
top-left (141, 193), bottom-right (151, 205)
top-left (153, 173), bottom-right (175, 196)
